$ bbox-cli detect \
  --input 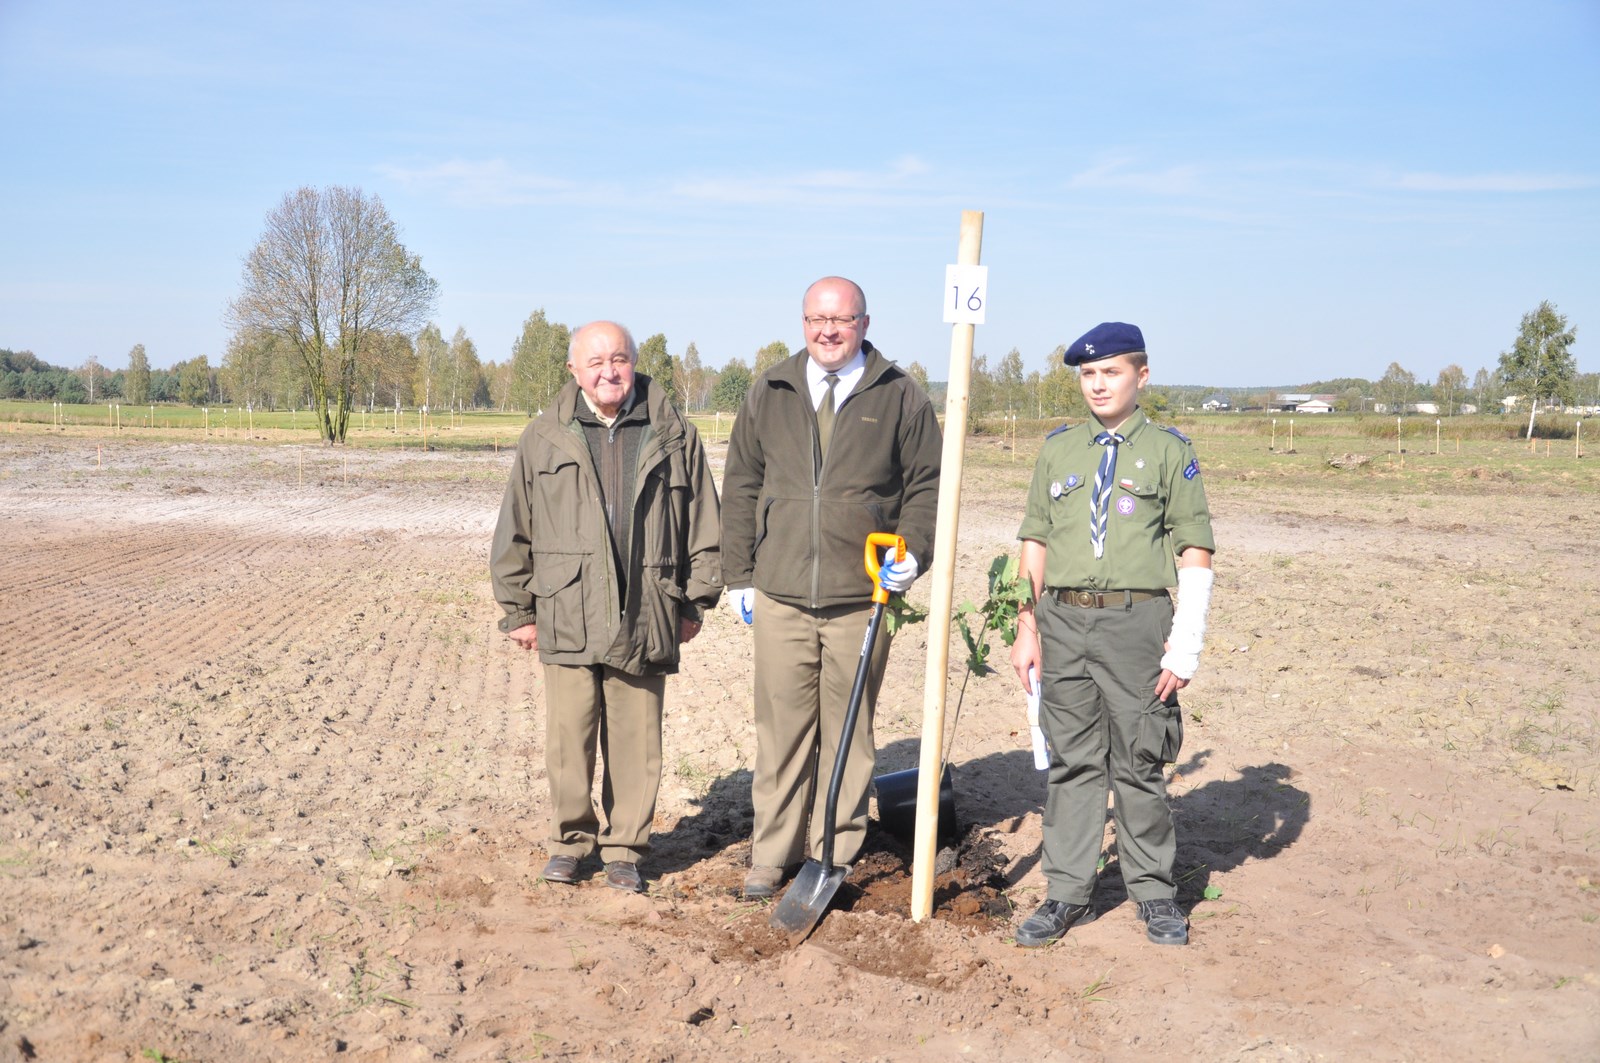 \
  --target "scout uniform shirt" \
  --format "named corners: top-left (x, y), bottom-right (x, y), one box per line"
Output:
top-left (1018, 407), bottom-right (1215, 591)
